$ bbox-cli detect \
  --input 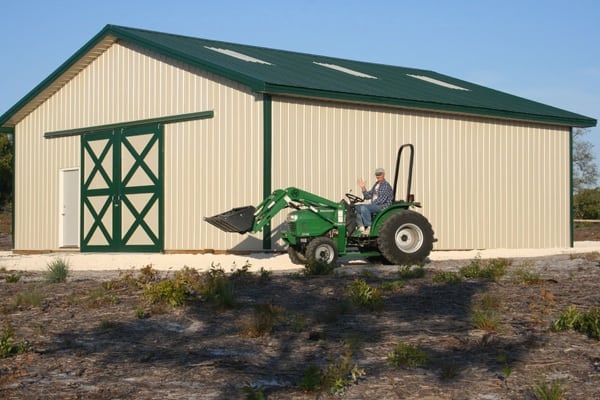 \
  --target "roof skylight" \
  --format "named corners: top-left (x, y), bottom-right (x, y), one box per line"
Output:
top-left (204, 46), bottom-right (272, 65)
top-left (406, 74), bottom-right (469, 91)
top-left (313, 62), bottom-right (378, 79)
